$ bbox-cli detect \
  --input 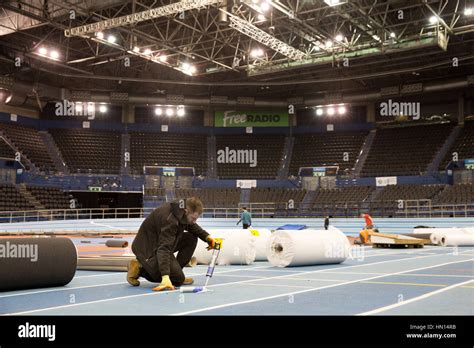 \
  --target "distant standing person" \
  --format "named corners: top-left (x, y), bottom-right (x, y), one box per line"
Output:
top-left (237, 207), bottom-right (252, 229)
top-left (324, 216), bottom-right (330, 230)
